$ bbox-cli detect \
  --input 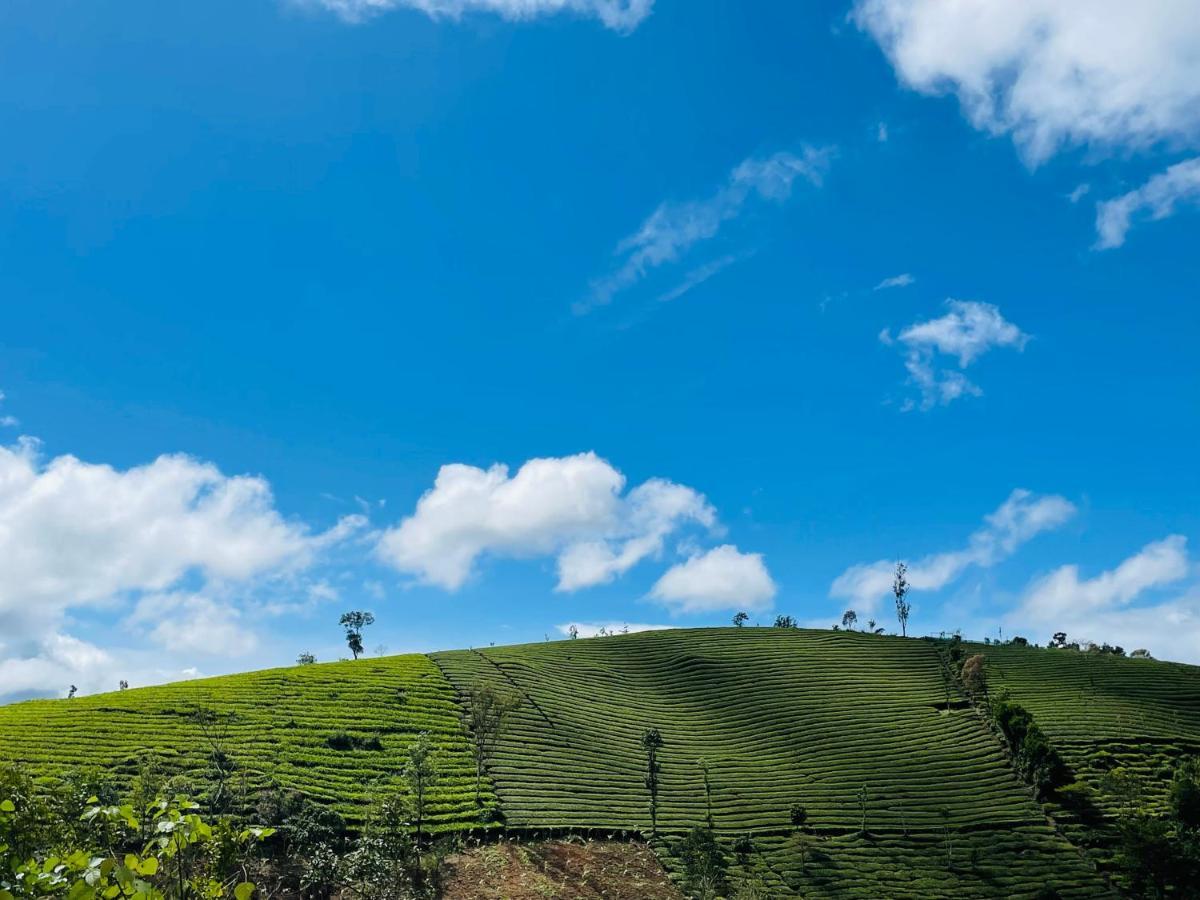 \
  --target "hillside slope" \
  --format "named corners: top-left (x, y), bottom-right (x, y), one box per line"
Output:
top-left (436, 629), bottom-right (1111, 897)
top-left (4, 628), bottom-right (1197, 897)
